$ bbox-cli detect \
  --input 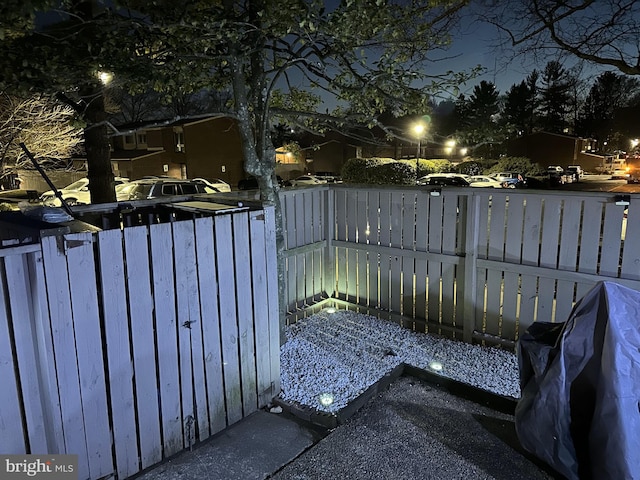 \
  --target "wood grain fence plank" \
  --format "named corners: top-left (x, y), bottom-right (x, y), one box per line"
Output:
top-left (538, 198), bottom-right (562, 321)
top-left (194, 218), bottom-right (227, 435)
top-left (0, 260), bottom-right (26, 454)
top-left (5, 254), bottom-right (48, 454)
top-left (248, 212), bottom-right (274, 407)
top-left (174, 220), bottom-right (209, 442)
top-left (214, 215), bottom-right (243, 425)
top-left (124, 227), bottom-right (162, 468)
top-left (40, 236), bottom-right (89, 478)
top-left (65, 233), bottom-right (113, 479)
top-left (97, 229), bottom-right (139, 478)
top-left (149, 223), bottom-right (183, 456)
top-left (233, 213), bottom-right (258, 417)
top-left (264, 205), bottom-right (281, 395)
